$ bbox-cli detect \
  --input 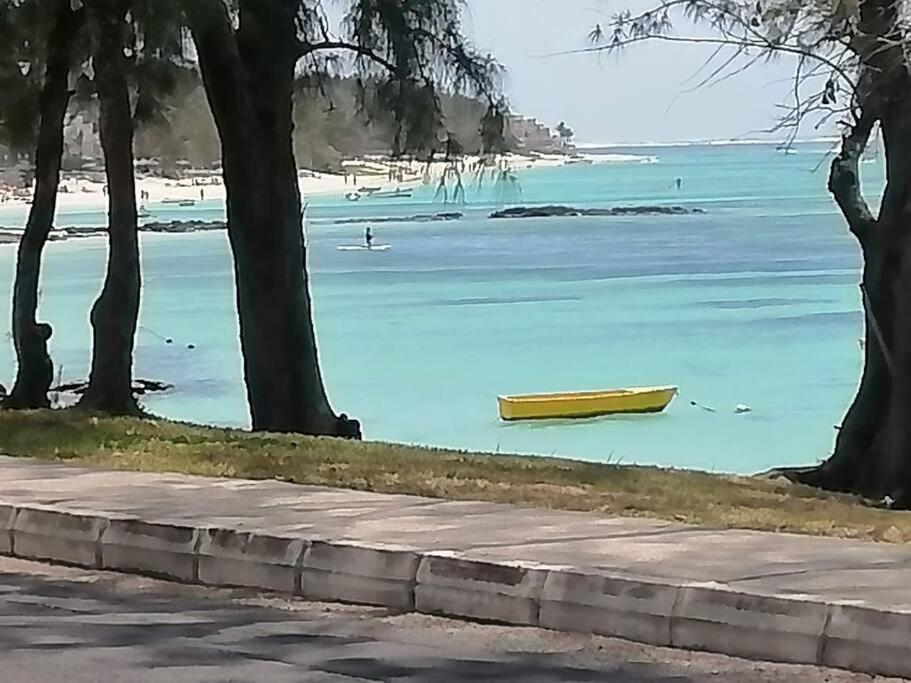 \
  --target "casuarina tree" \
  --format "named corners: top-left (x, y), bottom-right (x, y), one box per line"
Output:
top-left (184, 0), bottom-right (504, 436)
top-left (597, 0), bottom-right (911, 505)
top-left (0, 0), bottom-right (85, 409)
top-left (76, 0), bottom-right (144, 413)
top-left (79, 0), bottom-right (187, 414)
